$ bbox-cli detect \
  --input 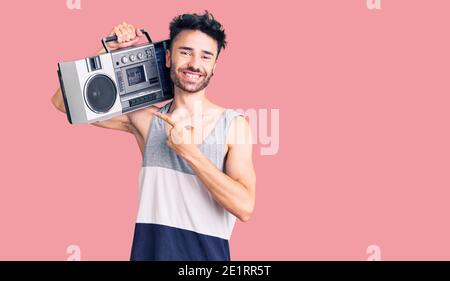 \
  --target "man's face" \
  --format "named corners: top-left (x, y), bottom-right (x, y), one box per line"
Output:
top-left (166, 30), bottom-right (218, 93)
